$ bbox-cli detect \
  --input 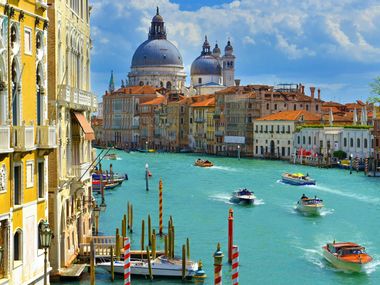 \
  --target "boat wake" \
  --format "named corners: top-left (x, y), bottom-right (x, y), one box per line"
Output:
top-left (311, 185), bottom-right (380, 206)
top-left (254, 199), bottom-right (265, 206)
top-left (297, 247), bottom-right (325, 269)
top-left (319, 208), bottom-right (334, 217)
top-left (209, 193), bottom-right (234, 205)
top-left (364, 258), bottom-right (380, 274)
top-left (209, 166), bottom-right (238, 172)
